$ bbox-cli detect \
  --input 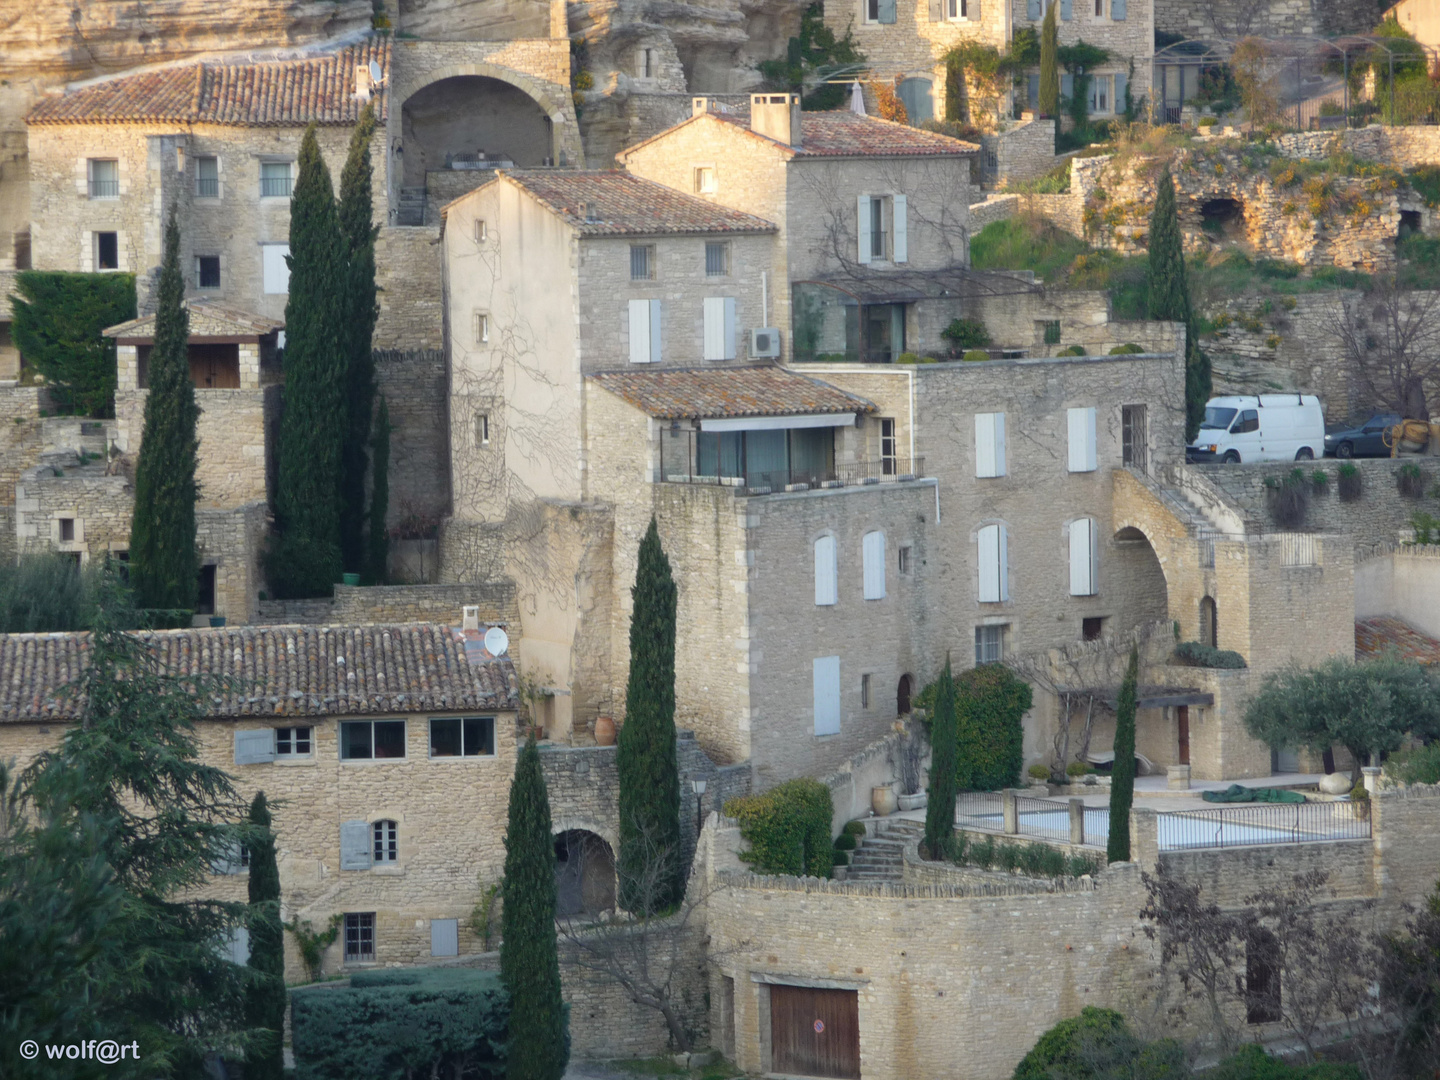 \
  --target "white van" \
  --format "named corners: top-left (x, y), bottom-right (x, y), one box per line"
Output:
top-left (1187, 394), bottom-right (1326, 464)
